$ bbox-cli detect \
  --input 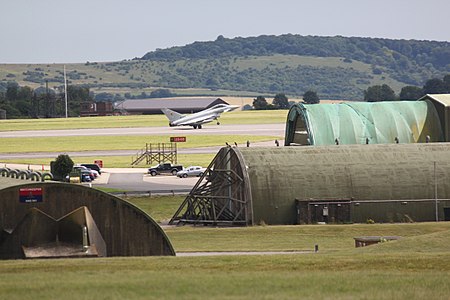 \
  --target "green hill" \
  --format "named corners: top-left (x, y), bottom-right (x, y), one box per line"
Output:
top-left (1, 35), bottom-right (449, 100)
